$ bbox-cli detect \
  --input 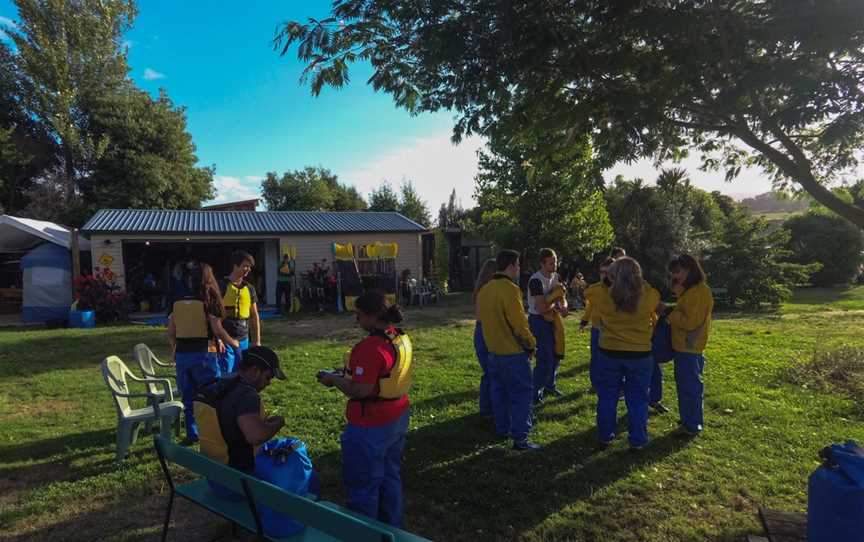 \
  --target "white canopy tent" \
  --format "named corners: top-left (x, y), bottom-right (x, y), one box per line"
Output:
top-left (0, 215), bottom-right (91, 252)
